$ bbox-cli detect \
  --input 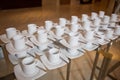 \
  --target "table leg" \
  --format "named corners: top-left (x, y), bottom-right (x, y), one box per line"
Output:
top-left (90, 48), bottom-right (100, 80)
top-left (105, 41), bottom-right (112, 52)
top-left (66, 58), bottom-right (71, 80)
top-left (97, 53), bottom-right (112, 80)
